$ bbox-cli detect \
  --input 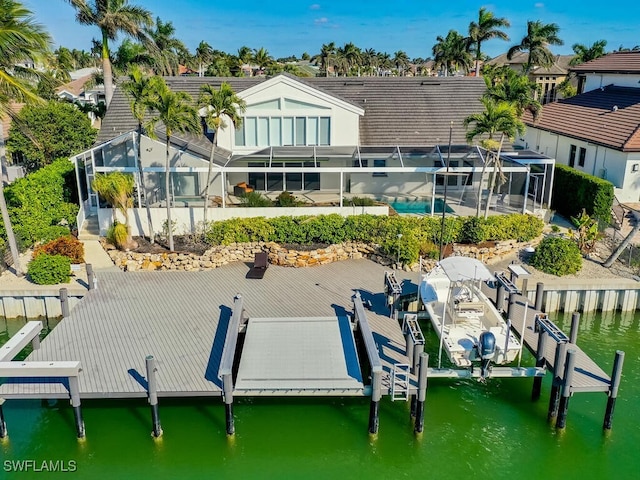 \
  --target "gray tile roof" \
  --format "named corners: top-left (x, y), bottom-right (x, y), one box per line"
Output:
top-left (570, 51), bottom-right (640, 74)
top-left (98, 74), bottom-right (487, 150)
